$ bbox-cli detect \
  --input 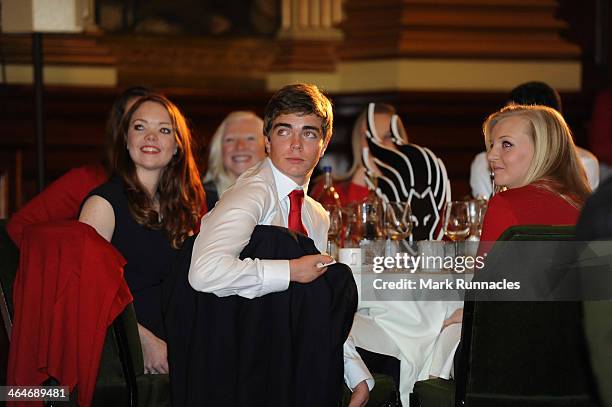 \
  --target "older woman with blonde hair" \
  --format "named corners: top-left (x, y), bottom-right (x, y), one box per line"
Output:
top-left (479, 104), bottom-right (591, 243)
top-left (203, 111), bottom-right (266, 209)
